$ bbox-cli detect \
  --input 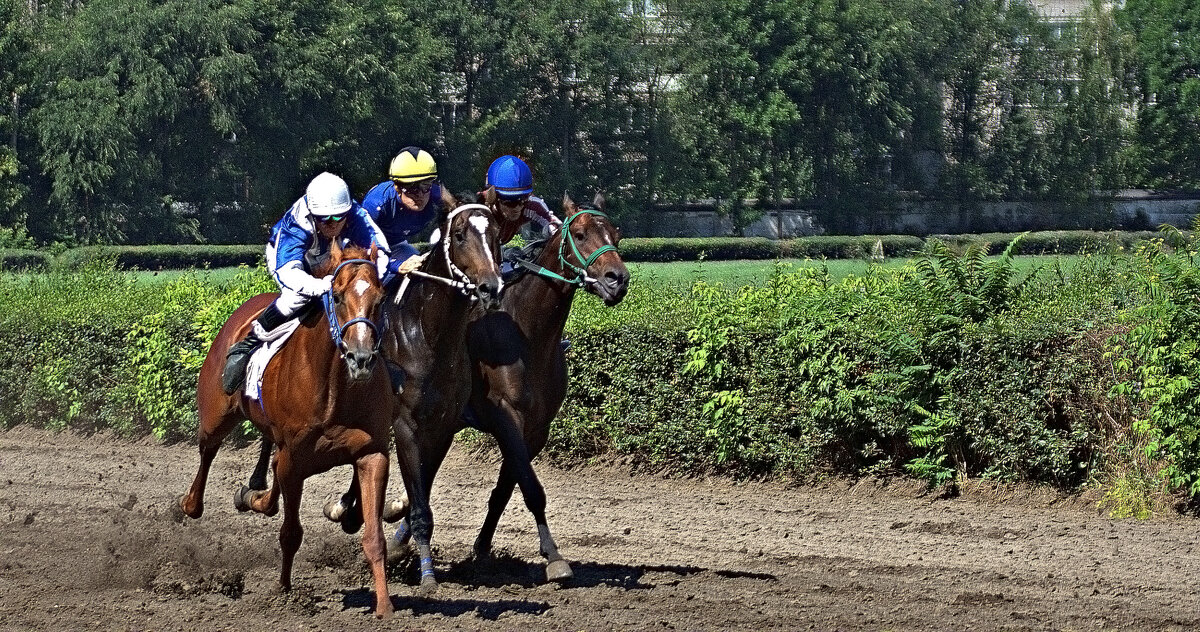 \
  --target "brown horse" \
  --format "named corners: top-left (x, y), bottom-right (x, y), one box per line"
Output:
top-left (333, 193), bottom-right (628, 583)
top-left (179, 241), bottom-right (395, 619)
